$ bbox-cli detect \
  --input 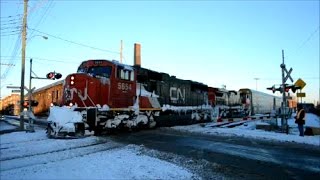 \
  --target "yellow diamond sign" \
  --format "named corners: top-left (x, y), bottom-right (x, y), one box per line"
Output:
top-left (294, 78), bottom-right (306, 90)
